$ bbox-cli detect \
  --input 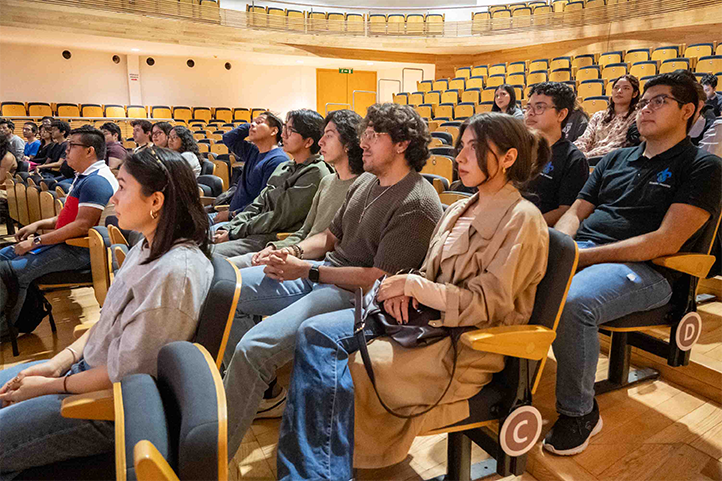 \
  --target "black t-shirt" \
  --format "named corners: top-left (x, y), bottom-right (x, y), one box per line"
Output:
top-left (527, 135), bottom-right (589, 214)
top-left (576, 139), bottom-right (722, 250)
